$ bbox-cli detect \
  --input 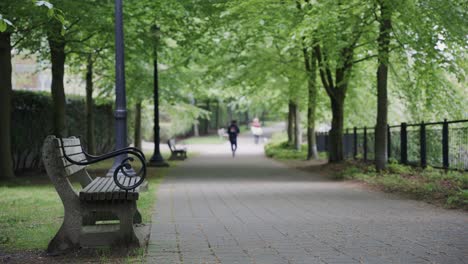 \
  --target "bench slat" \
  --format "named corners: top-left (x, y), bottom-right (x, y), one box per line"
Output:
top-left (99, 177), bottom-right (114, 200)
top-left (64, 164), bottom-right (86, 176)
top-left (84, 177), bottom-right (106, 200)
top-left (58, 145), bottom-right (84, 156)
top-left (128, 178), bottom-right (139, 200)
top-left (92, 177), bottom-right (112, 200)
top-left (127, 178), bottom-right (135, 200)
top-left (91, 177), bottom-right (109, 201)
top-left (80, 176), bottom-right (140, 201)
top-left (62, 157), bottom-right (87, 168)
top-left (121, 177), bottom-right (131, 200)
top-left (57, 138), bottom-right (81, 147)
top-left (59, 152), bottom-right (85, 159)
top-left (57, 143), bottom-right (87, 176)
top-left (106, 180), bottom-right (115, 200)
